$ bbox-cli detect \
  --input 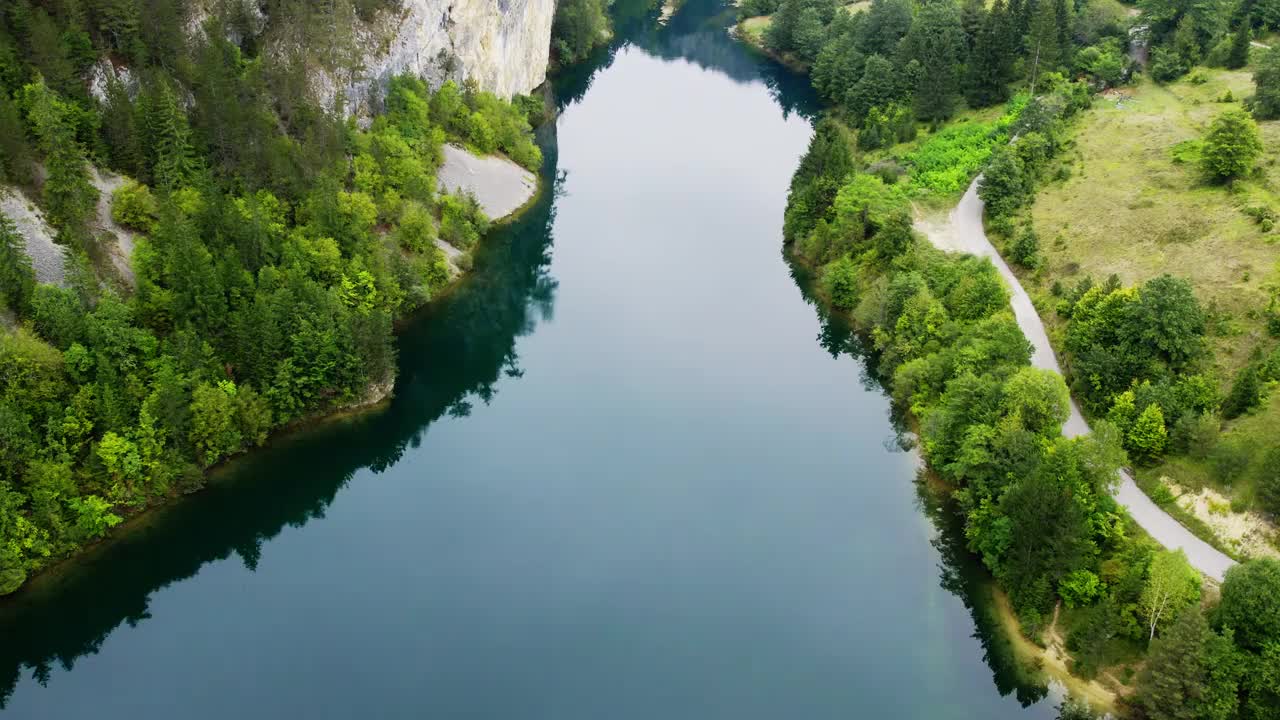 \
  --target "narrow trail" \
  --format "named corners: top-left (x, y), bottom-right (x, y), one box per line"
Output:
top-left (915, 178), bottom-right (1236, 582)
